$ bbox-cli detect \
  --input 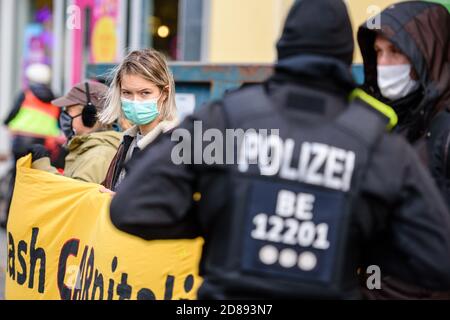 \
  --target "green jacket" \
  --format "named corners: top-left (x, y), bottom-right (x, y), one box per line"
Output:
top-left (32, 130), bottom-right (123, 184)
